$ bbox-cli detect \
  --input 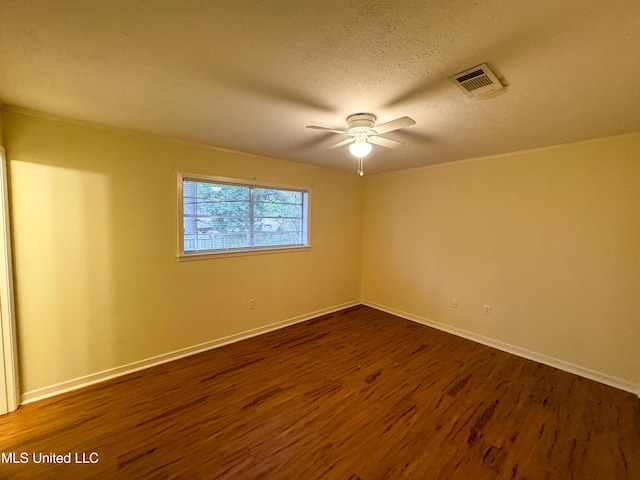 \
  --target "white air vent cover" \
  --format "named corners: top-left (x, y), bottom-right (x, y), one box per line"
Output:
top-left (449, 63), bottom-right (505, 98)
